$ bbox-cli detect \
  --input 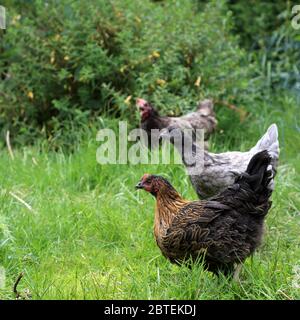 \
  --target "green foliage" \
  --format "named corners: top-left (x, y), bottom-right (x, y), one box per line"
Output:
top-left (258, 17), bottom-right (300, 96)
top-left (228, 0), bottom-right (300, 97)
top-left (228, 0), bottom-right (288, 48)
top-left (0, 0), bottom-right (254, 145)
top-left (0, 94), bottom-right (299, 300)
top-left (0, 0), bottom-right (299, 301)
